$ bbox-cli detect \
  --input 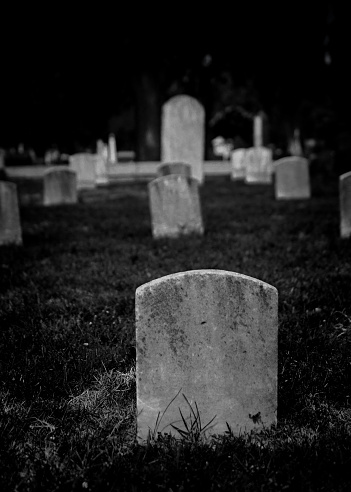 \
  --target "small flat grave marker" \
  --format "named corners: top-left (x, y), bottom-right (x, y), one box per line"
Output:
top-left (43, 167), bottom-right (77, 206)
top-left (245, 147), bottom-right (273, 184)
top-left (136, 269), bottom-right (278, 441)
top-left (339, 171), bottom-right (351, 238)
top-left (231, 148), bottom-right (246, 180)
top-left (161, 95), bottom-right (205, 184)
top-left (148, 175), bottom-right (204, 239)
top-left (274, 157), bottom-right (310, 199)
top-left (157, 162), bottom-right (192, 178)
top-left (0, 181), bottom-right (22, 245)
